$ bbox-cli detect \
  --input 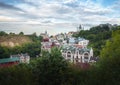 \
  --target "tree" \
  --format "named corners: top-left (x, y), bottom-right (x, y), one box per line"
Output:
top-left (19, 32), bottom-right (24, 35)
top-left (0, 45), bottom-right (10, 58)
top-left (92, 29), bottom-right (120, 85)
top-left (0, 31), bottom-right (8, 36)
top-left (101, 30), bottom-right (120, 59)
top-left (73, 24), bottom-right (119, 57)
top-left (0, 64), bottom-right (34, 85)
top-left (32, 48), bottom-right (68, 85)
